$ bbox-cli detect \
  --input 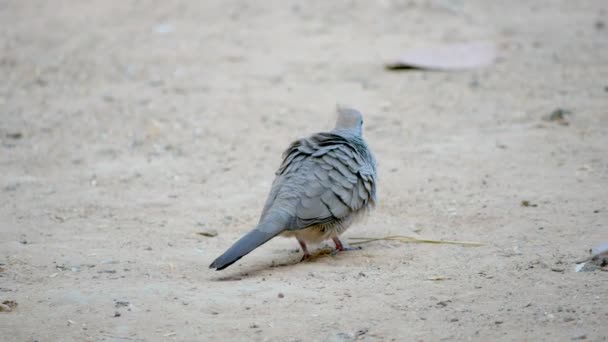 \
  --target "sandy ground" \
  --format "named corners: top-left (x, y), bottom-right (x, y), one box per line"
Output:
top-left (1, 0), bottom-right (607, 341)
